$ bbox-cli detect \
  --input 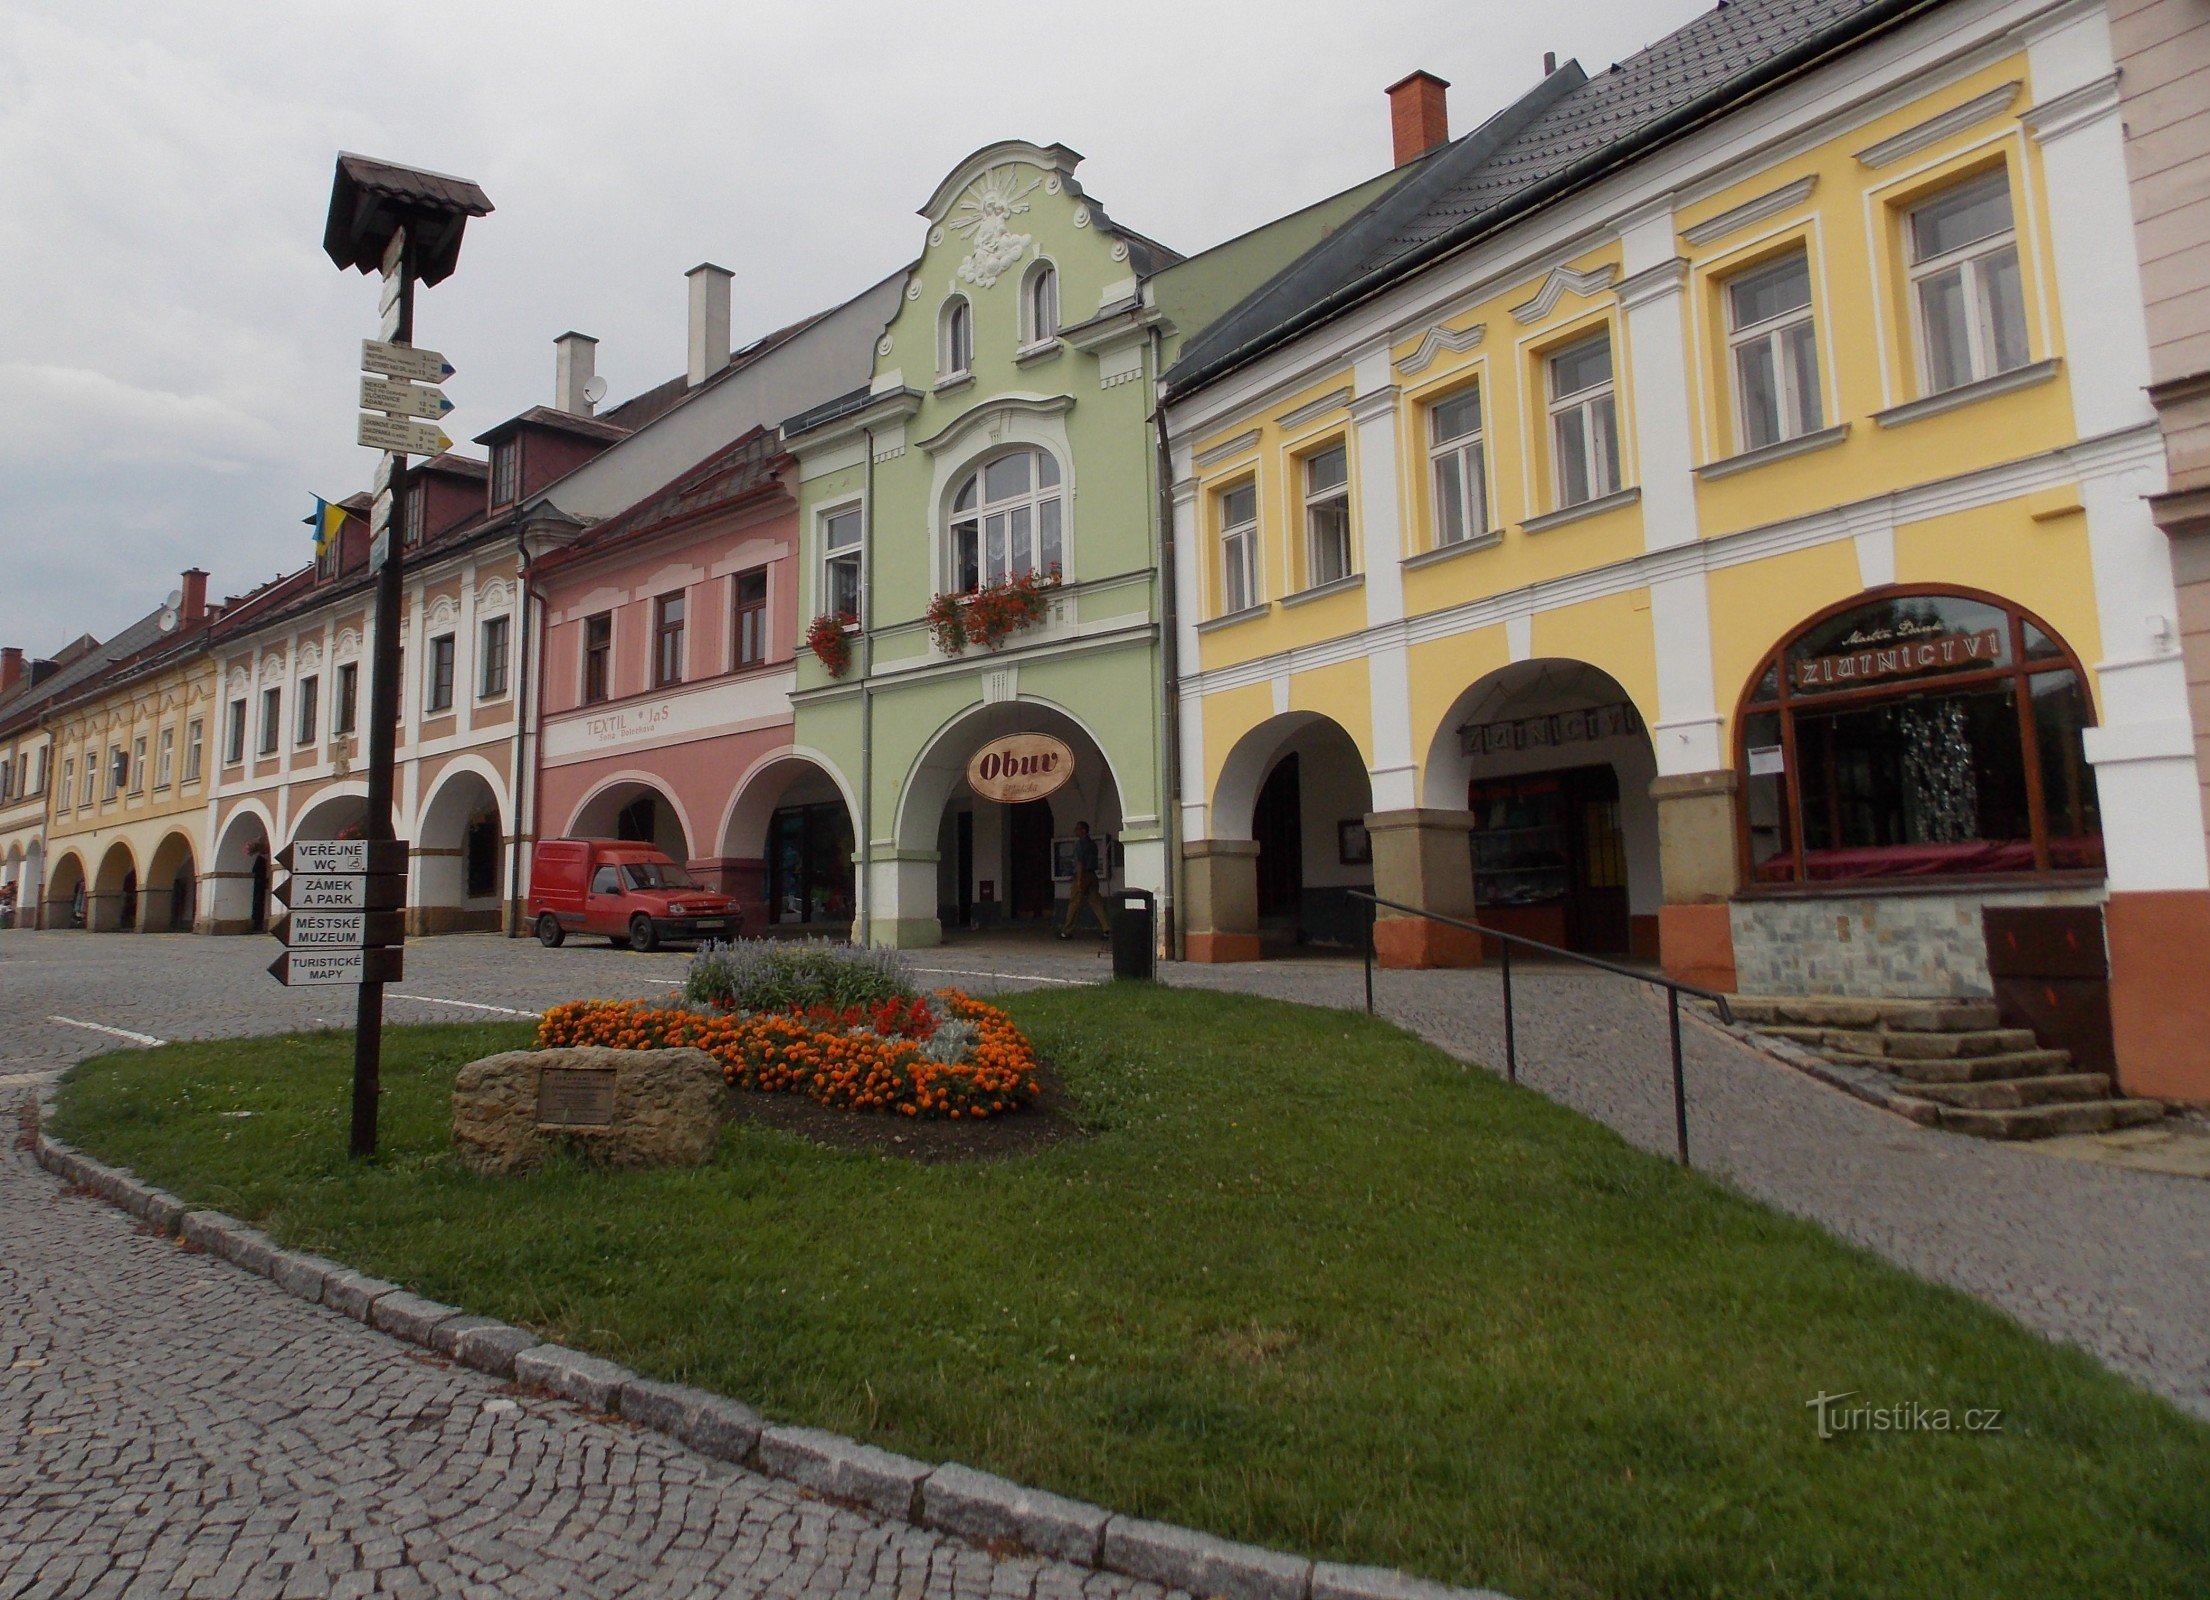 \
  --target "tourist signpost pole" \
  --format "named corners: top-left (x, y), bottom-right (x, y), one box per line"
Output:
top-left (309, 155), bottom-right (492, 1158)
